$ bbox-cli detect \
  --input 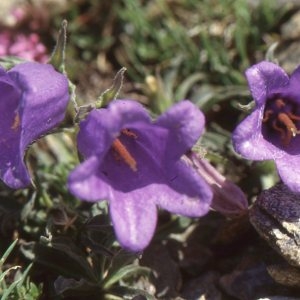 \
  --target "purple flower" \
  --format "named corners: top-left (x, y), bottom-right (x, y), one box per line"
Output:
top-left (0, 62), bottom-right (69, 188)
top-left (187, 152), bottom-right (248, 217)
top-left (232, 61), bottom-right (300, 192)
top-left (68, 100), bottom-right (212, 252)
